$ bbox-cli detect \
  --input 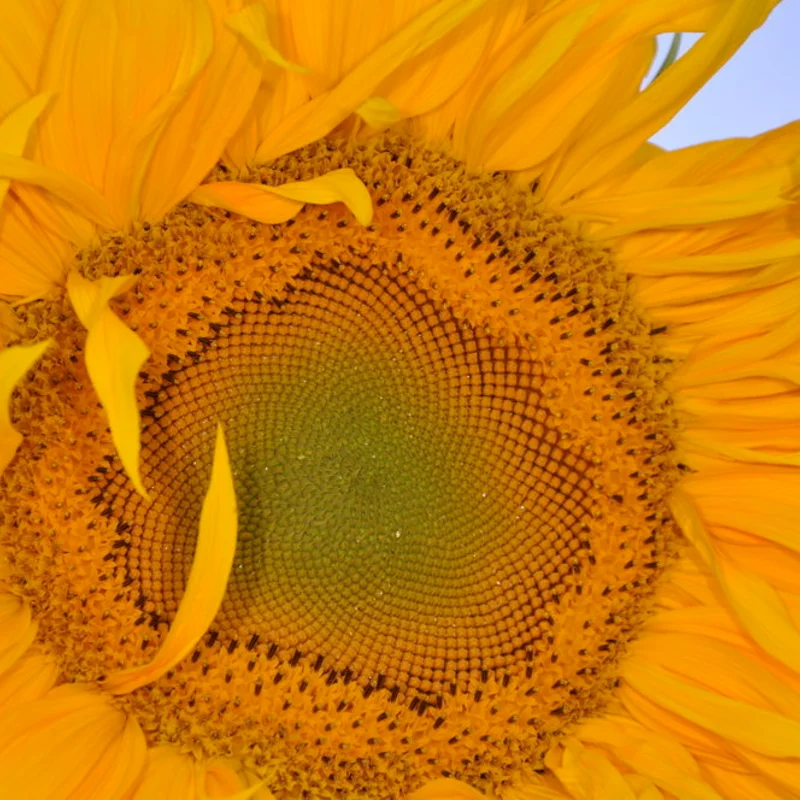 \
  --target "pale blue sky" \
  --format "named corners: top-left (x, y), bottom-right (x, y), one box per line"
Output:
top-left (650, 0), bottom-right (800, 149)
